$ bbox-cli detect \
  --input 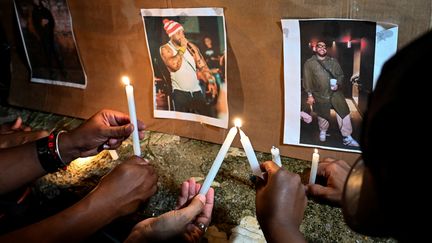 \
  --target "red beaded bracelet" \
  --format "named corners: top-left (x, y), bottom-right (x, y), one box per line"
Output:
top-left (36, 130), bottom-right (68, 173)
